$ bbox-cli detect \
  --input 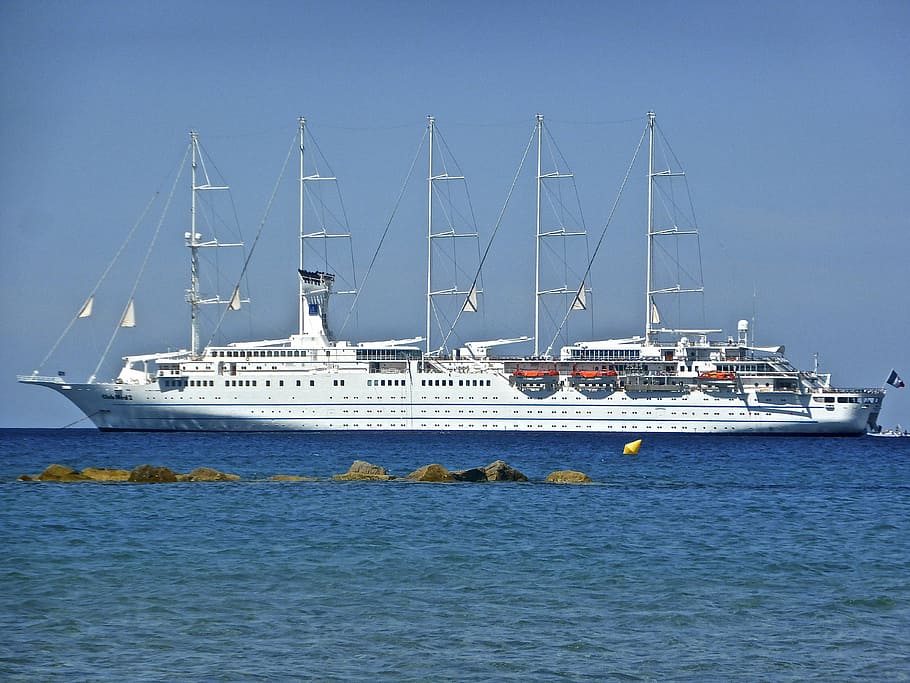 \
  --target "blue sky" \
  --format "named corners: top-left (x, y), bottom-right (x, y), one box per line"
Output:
top-left (2, 0), bottom-right (908, 427)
